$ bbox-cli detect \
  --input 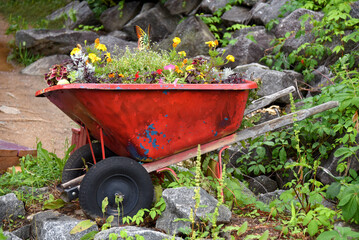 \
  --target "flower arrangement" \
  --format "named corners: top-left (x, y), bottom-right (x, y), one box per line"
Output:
top-left (45, 36), bottom-right (244, 86)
